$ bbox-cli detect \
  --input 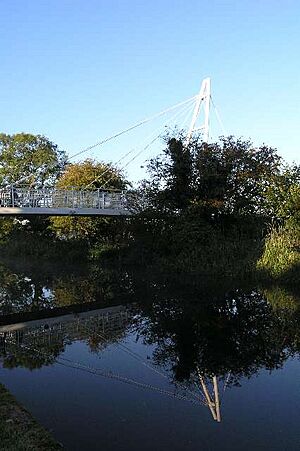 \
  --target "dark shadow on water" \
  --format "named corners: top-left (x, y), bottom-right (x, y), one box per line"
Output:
top-left (1, 252), bottom-right (300, 394)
